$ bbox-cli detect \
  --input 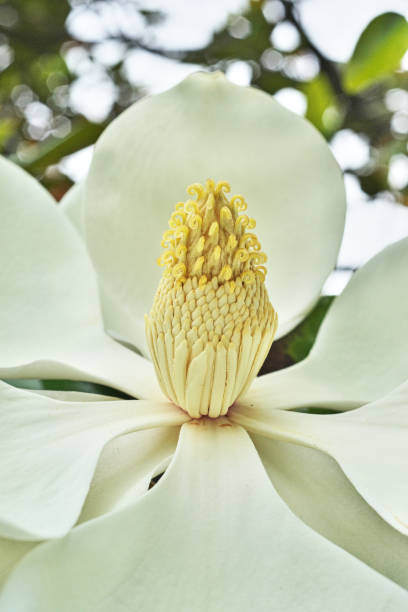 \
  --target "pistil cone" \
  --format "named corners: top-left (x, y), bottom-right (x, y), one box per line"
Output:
top-left (145, 180), bottom-right (278, 418)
